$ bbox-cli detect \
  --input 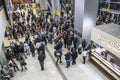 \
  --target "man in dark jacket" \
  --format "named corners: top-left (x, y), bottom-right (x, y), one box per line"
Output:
top-left (19, 42), bottom-right (27, 59)
top-left (54, 40), bottom-right (63, 64)
top-left (54, 39), bottom-right (63, 51)
top-left (38, 51), bottom-right (46, 71)
top-left (54, 50), bottom-right (62, 65)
